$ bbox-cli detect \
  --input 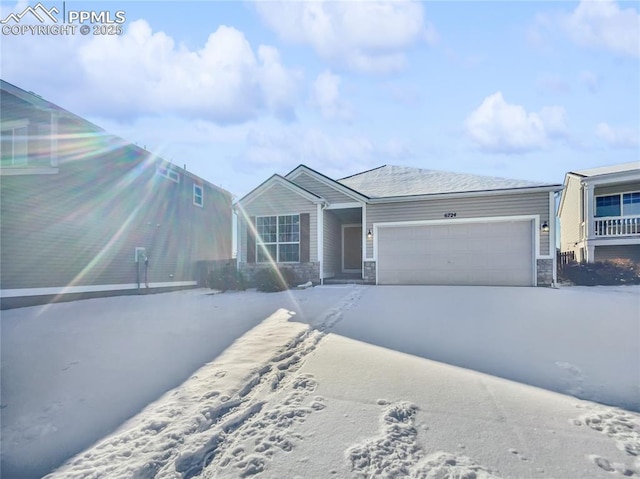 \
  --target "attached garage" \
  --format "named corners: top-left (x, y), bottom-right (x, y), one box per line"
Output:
top-left (376, 219), bottom-right (535, 286)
